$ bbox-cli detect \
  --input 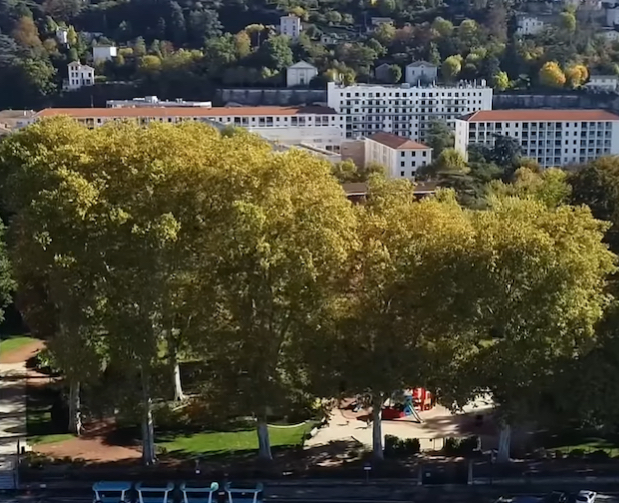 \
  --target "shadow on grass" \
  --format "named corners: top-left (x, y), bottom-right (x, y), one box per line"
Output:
top-left (536, 428), bottom-right (619, 453)
top-left (27, 382), bottom-right (69, 440)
